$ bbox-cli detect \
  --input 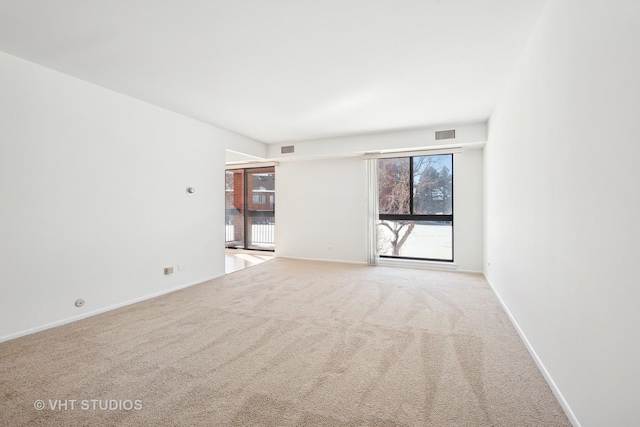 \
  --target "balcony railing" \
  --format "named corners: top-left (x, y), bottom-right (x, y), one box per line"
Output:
top-left (225, 214), bottom-right (274, 249)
